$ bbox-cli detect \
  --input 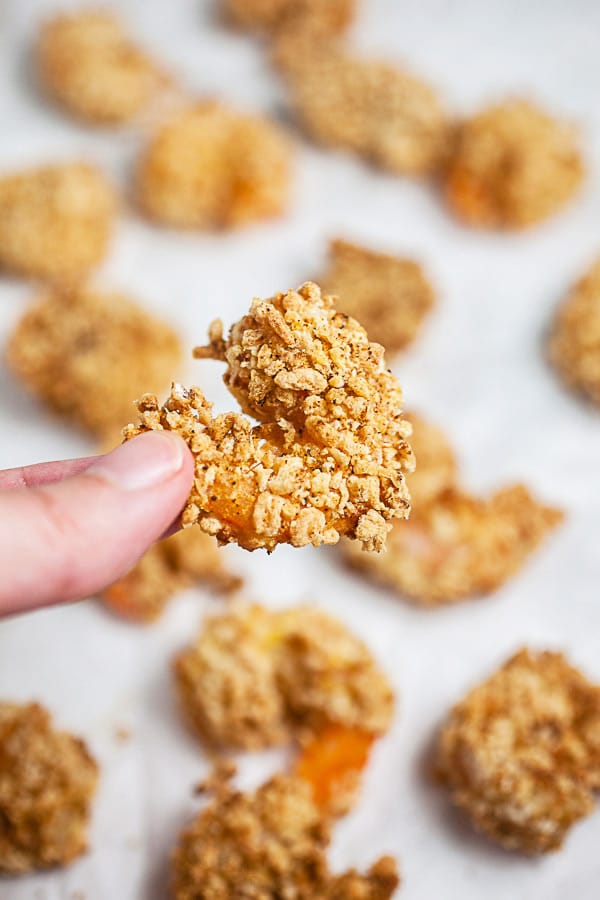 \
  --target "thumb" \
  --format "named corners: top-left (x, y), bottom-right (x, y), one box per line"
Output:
top-left (0, 431), bottom-right (195, 616)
